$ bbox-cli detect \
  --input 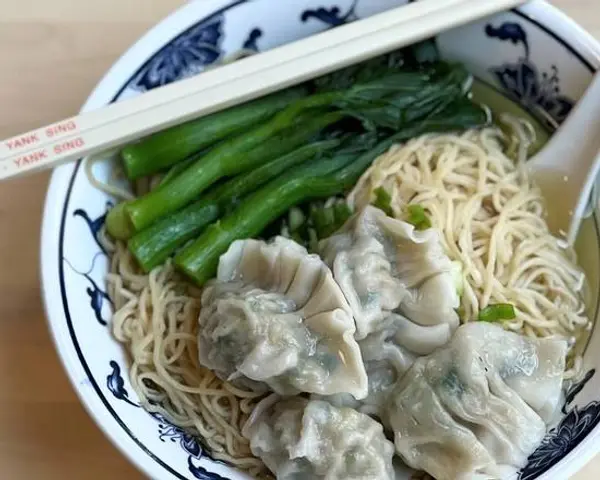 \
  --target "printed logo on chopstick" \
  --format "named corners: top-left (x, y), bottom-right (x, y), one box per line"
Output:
top-left (45, 120), bottom-right (77, 138)
top-left (53, 136), bottom-right (85, 155)
top-left (10, 136), bottom-right (85, 169)
top-left (3, 120), bottom-right (79, 155)
top-left (13, 149), bottom-right (48, 168)
top-left (5, 133), bottom-right (39, 151)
